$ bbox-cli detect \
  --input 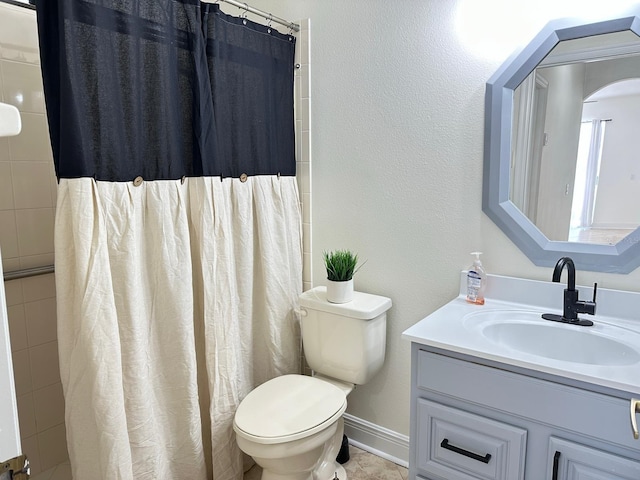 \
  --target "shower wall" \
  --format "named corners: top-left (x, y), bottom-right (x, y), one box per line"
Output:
top-left (0, 2), bottom-right (67, 475)
top-left (294, 18), bottom-right (312, 293)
